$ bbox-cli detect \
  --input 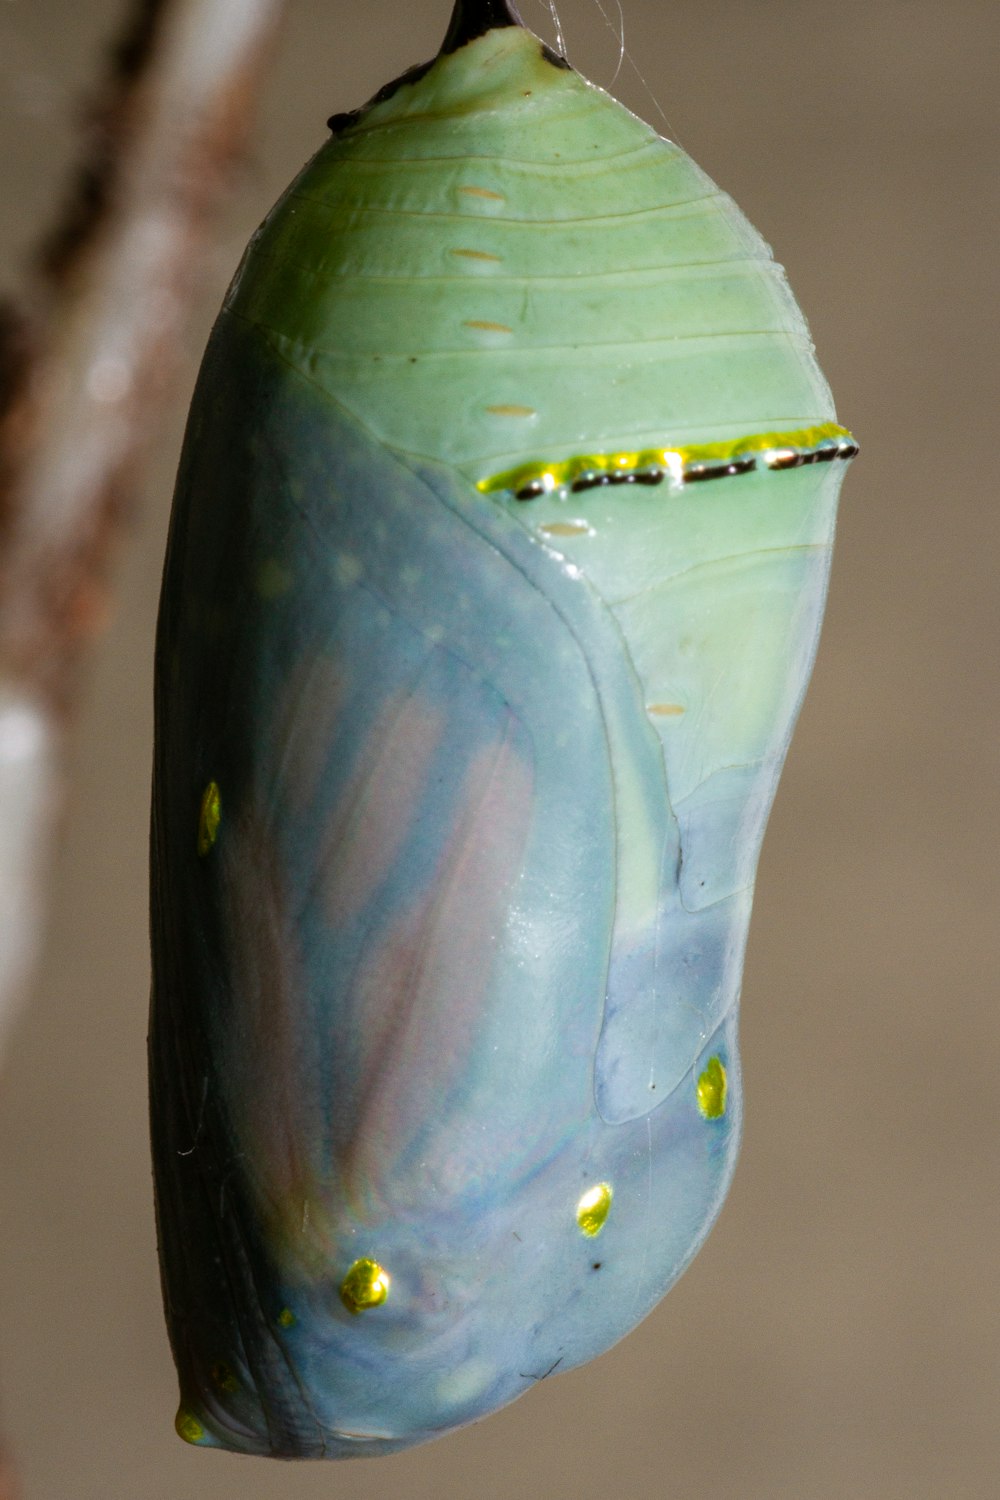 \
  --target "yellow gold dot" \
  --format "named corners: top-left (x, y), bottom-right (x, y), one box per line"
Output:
top-left (197, 781), bottom-right (221, 856)
top-left (339, 1258), bottom-right (390, 1314)
top-left (576, 1182), bottom-right (613, 1237)
top-left (175, 1407), bottom-right (206, 1445)
top-left (697, 1056), bottom-right (728, 1119)
top-left (210, 1361), bottom-right (238, 1393)
top-left (277, 1307), bottom-right (296, 1329)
